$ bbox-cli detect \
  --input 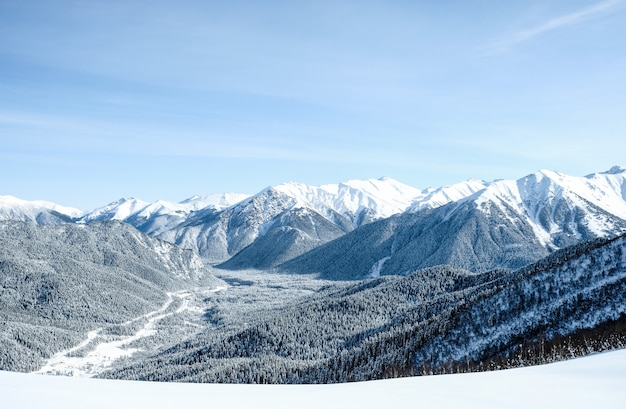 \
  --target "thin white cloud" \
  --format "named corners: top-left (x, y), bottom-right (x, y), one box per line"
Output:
top-left (515, 0), bottom-right (622, 42)
top-left (483, 0), bottom-right (623, 54)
